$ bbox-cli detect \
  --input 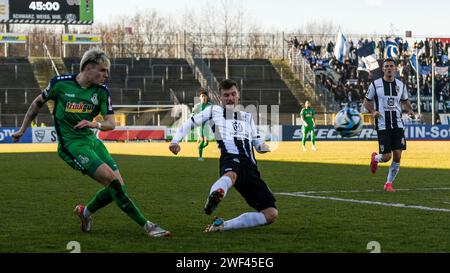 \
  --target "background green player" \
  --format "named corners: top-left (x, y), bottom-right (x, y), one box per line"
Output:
top-left (300, 100), bottom-right (317, 151)
top-left (12, 48), bottom-right (170, 237)
top-left (191, 88), bottom-right (213, 161)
